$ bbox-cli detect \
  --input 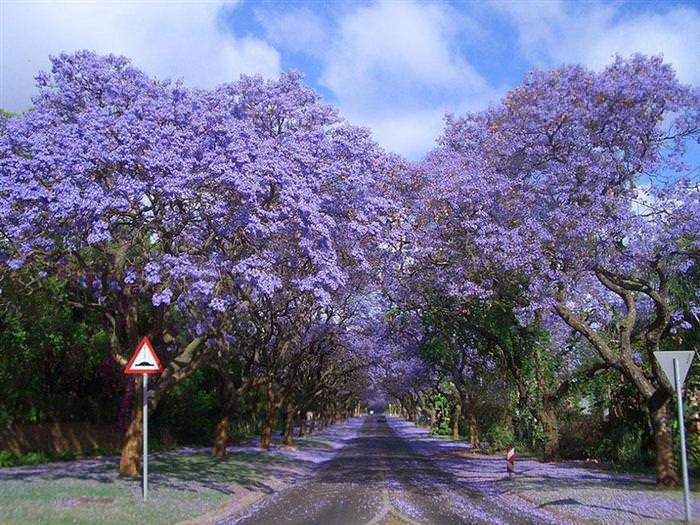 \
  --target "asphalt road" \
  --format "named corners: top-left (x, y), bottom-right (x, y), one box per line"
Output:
top-left (222, 417), bottom-right (560, 525)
